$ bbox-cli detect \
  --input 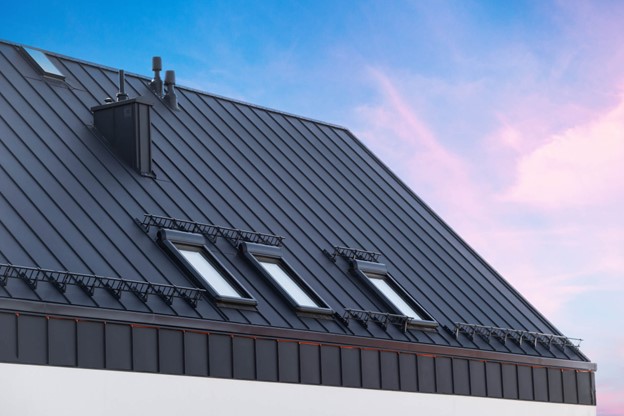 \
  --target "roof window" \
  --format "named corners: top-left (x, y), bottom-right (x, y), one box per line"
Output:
top-left (352, 260), bottom-right (436, 326)
top-left (364, 271), bottom-right (426, 320)
top-left (159, 229), bottom-right (256, 307)
top-left (242, 242), bottom-right (332, 315)
top-left (20, 47), bottom-right (65, 79)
